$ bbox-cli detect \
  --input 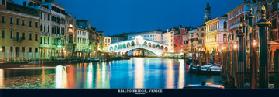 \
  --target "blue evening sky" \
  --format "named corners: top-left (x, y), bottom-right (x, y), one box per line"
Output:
top-left (58, 0), bottom-right (242, 35)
